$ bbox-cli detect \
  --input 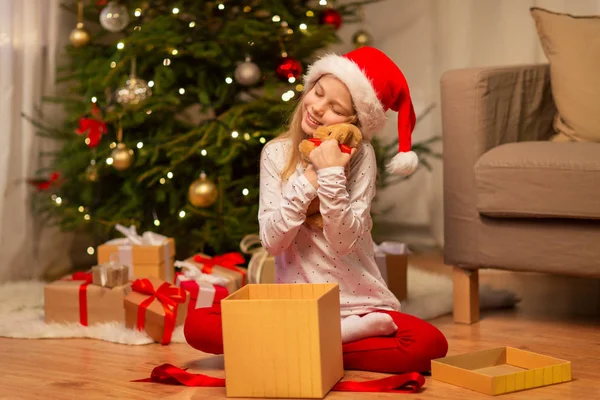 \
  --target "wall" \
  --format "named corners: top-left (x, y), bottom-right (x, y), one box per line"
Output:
top-left (332, 0), bottom-right (600, 247)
